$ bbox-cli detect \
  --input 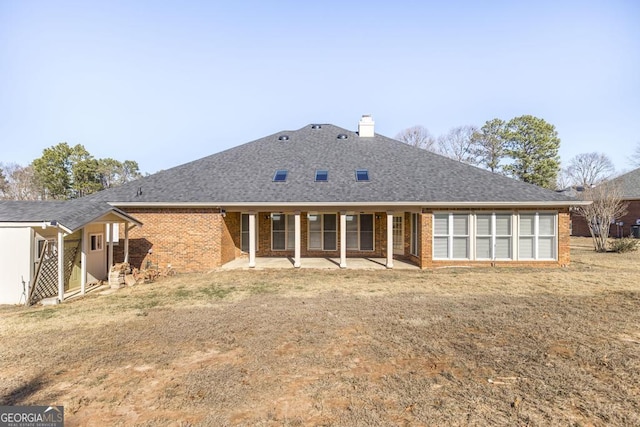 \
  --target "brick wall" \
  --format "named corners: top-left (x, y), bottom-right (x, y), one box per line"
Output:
top-left (572, 200), bottom-right (640, 238)
top-left (114, 208), bottom-right (226, 272)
